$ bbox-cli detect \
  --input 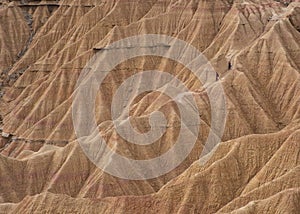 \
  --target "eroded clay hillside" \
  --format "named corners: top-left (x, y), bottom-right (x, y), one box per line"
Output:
top-left (0, 0), bottom-right (299, 213)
